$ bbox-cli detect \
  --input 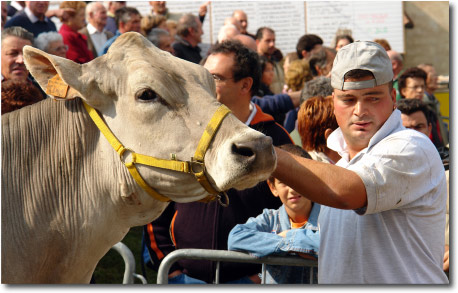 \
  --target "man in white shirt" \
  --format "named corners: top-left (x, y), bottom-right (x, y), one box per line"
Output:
top-left (272, 41), bottom-right (448, 284)
top-left (79, 1), bottom-right (113, 57)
